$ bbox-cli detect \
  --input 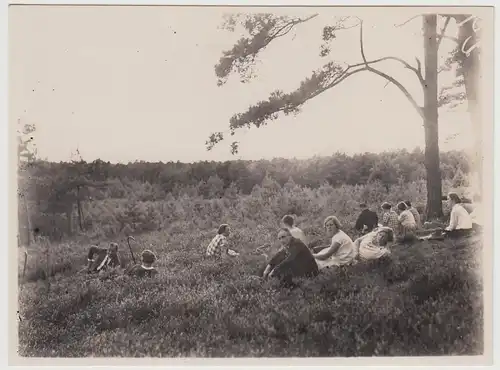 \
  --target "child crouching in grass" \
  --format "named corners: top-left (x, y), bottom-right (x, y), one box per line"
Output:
top-left (125, 250), bottom-right (159, 278)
